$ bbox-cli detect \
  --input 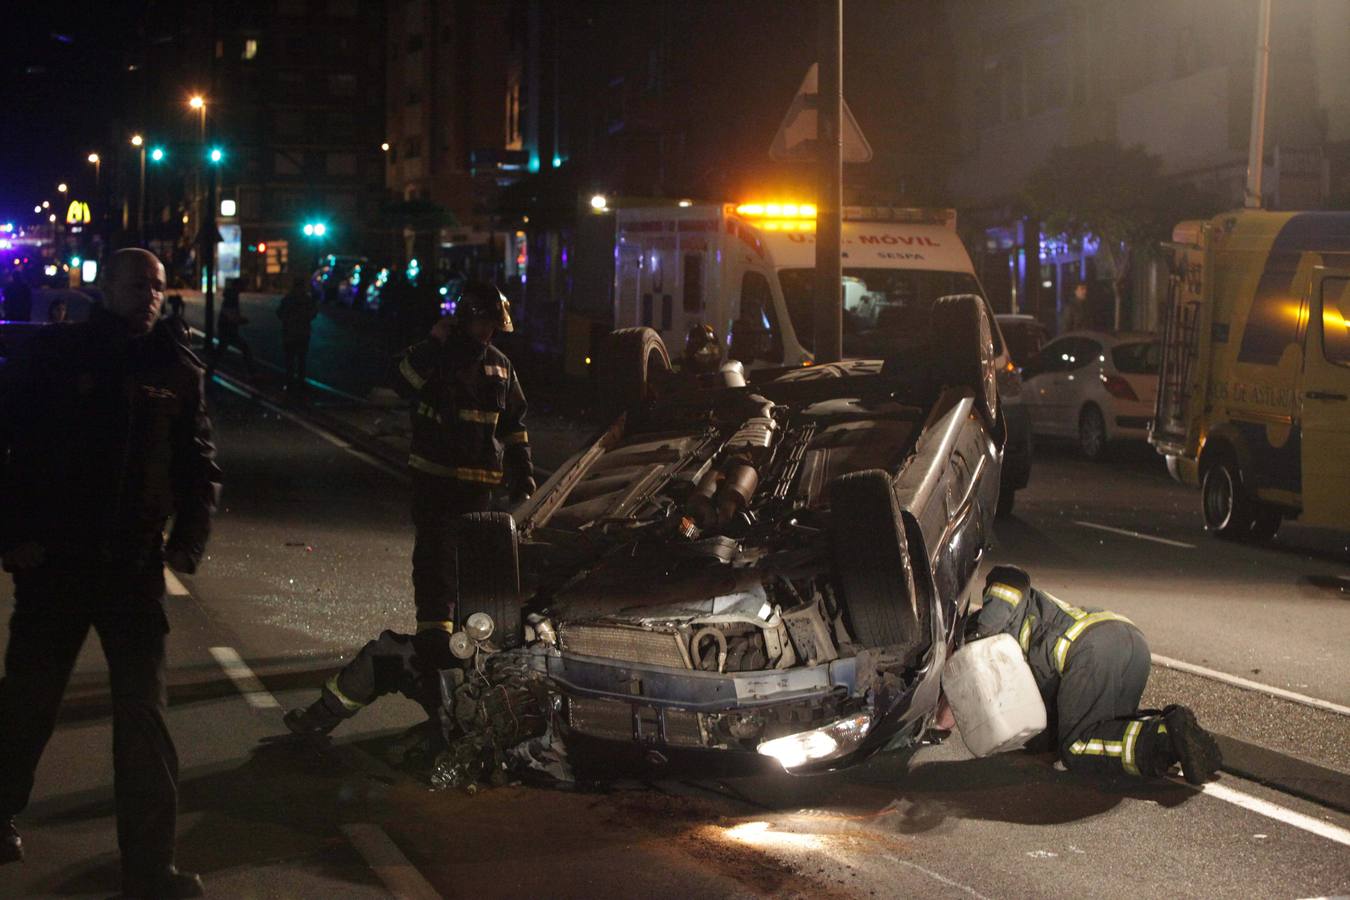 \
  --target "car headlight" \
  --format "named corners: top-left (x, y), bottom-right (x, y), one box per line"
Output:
top-left (756, 713), bottom-right (871, 771)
